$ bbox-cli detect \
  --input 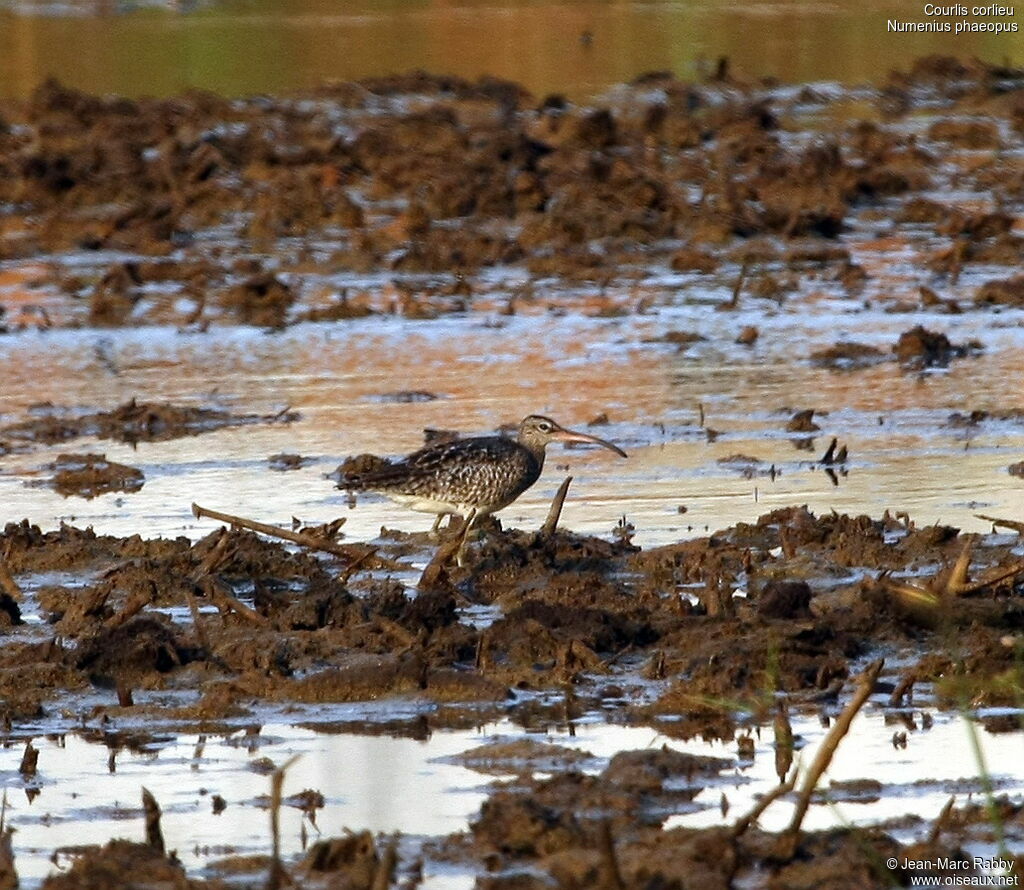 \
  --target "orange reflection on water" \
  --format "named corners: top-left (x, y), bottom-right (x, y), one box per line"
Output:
top-left (1, 0), bottom-right (1022, 102)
